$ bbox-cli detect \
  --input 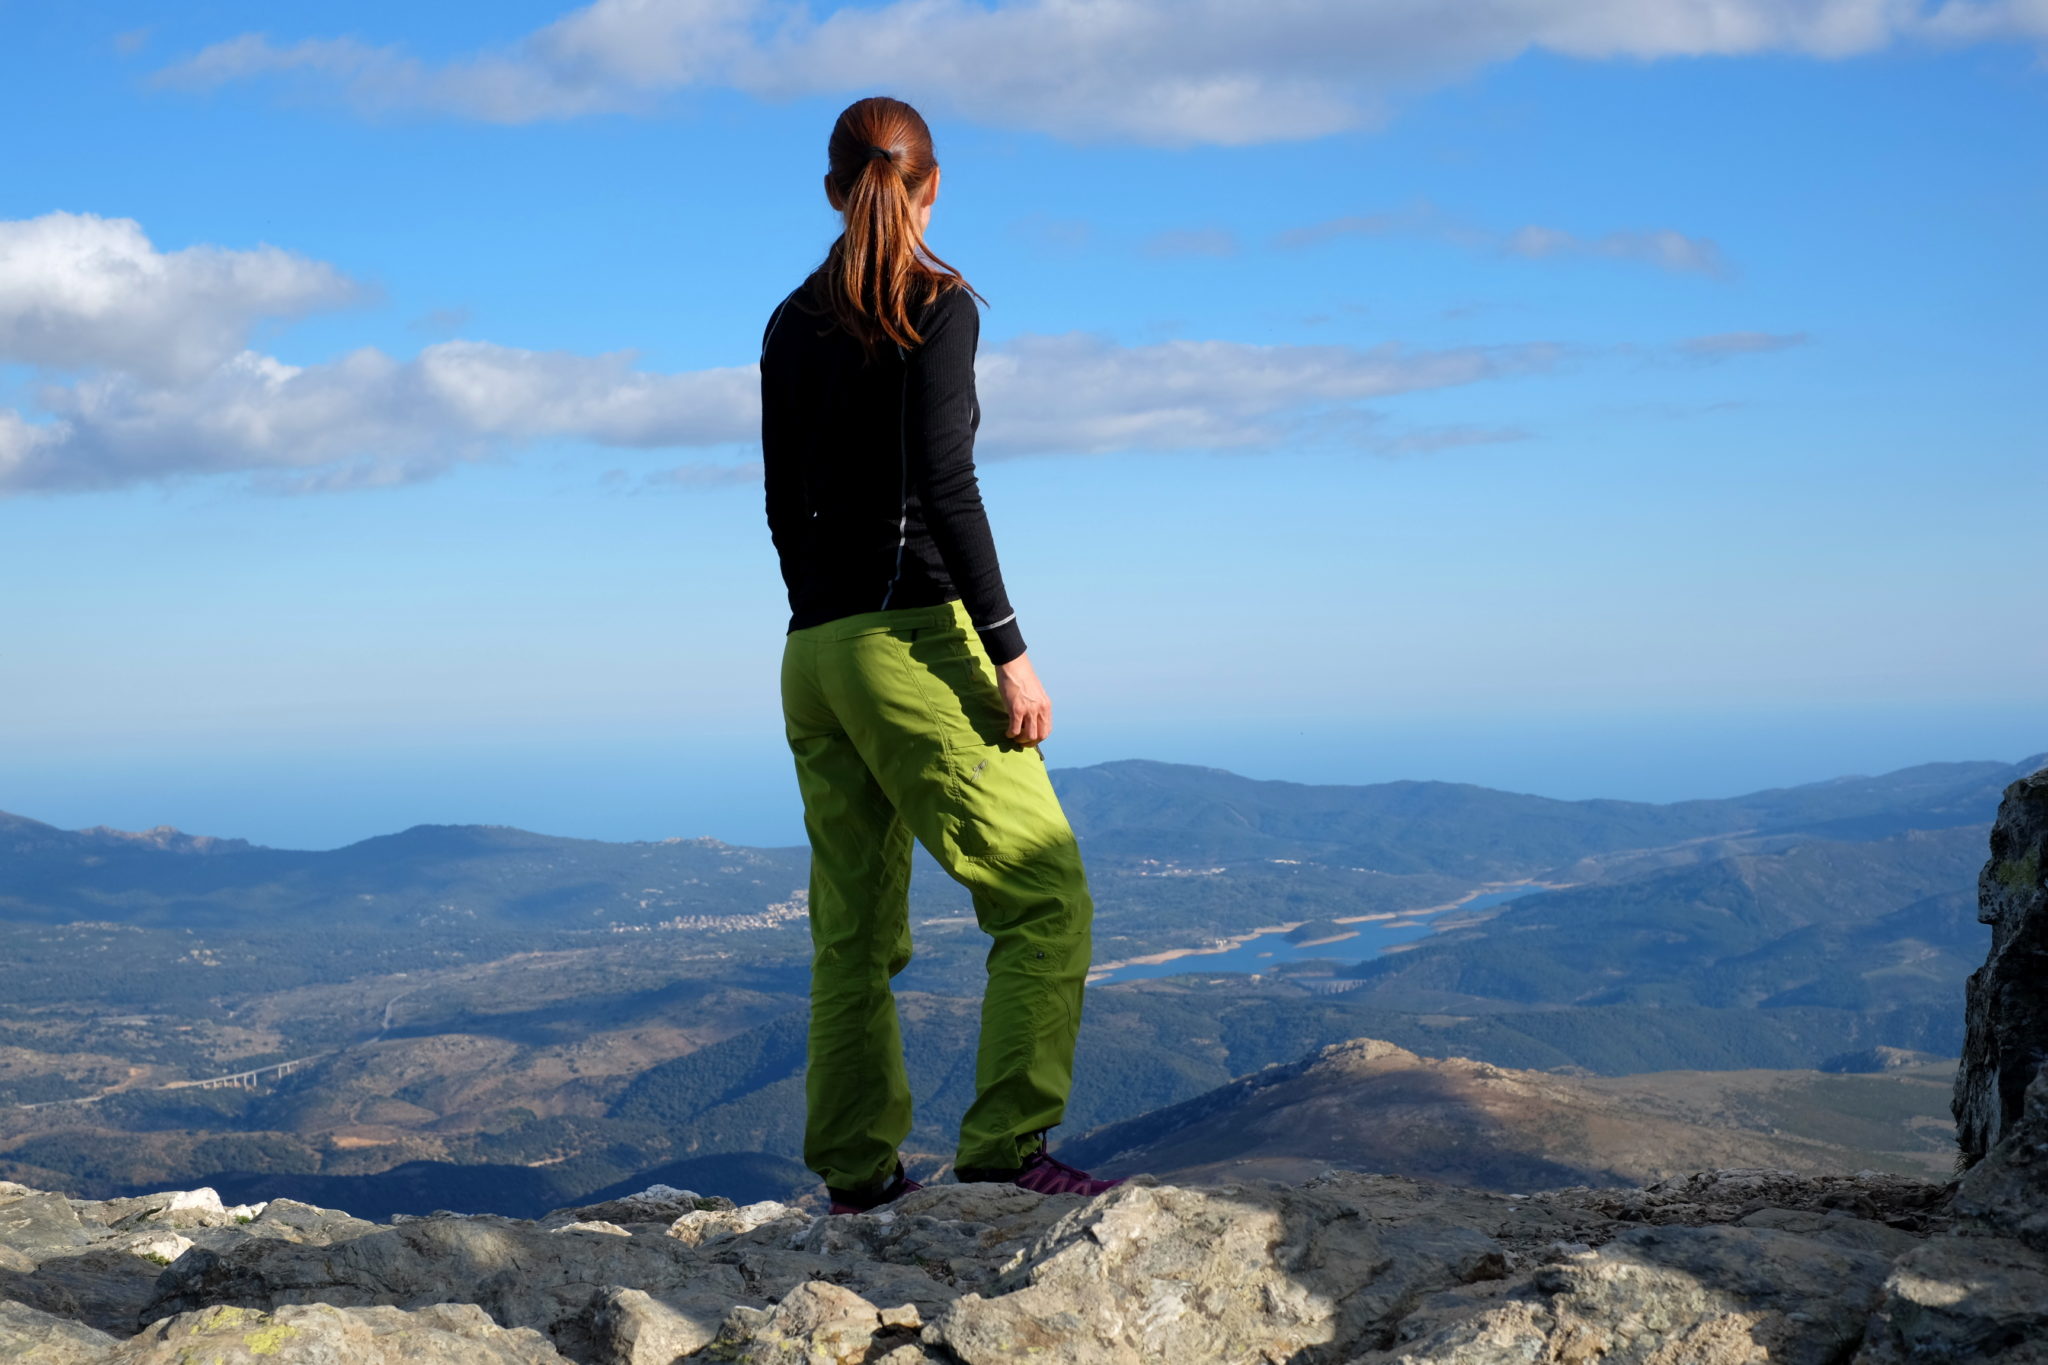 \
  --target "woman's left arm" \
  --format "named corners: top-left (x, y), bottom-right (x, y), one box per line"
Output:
top-left (902, 286), bottom-right (1027, 668)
